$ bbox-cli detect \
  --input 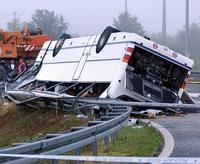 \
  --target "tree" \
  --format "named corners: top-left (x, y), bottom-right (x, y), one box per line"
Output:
top-left (113, 12), bottom-right (145, 36)
top-left (7, 17), bottom-right (22, 31)
top-left (150, 23), bottom-right (200, 70)
top-left (30, 9), bottom-right (69, 39)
